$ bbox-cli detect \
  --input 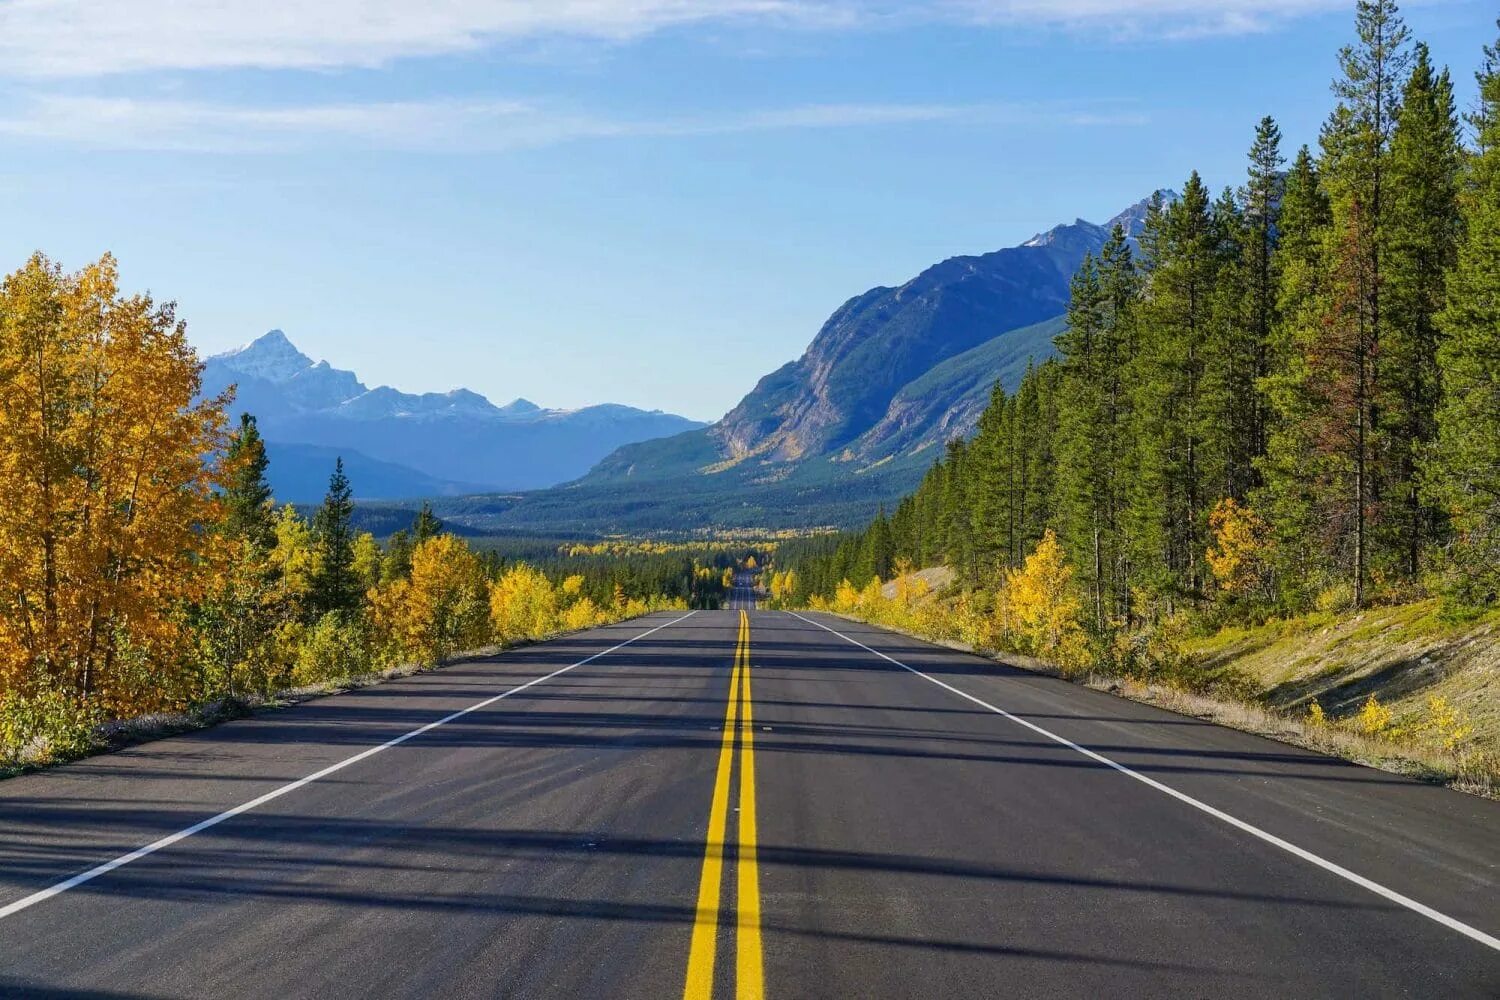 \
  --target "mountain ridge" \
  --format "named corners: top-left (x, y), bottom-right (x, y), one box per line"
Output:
top-left (201, 331), bottom-right (707, 500)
